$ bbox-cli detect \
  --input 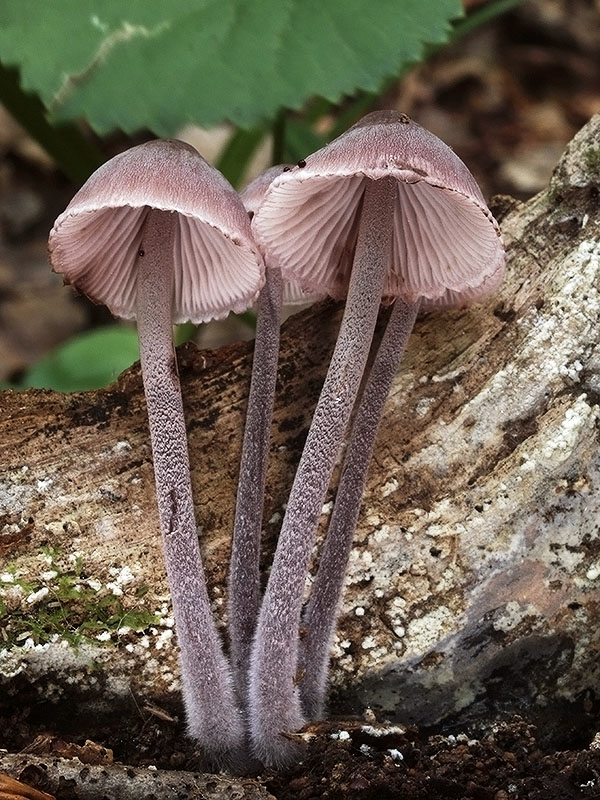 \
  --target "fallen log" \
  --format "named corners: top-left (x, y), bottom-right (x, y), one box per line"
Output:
top-left (1, 115), bottom-right (599, 736)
